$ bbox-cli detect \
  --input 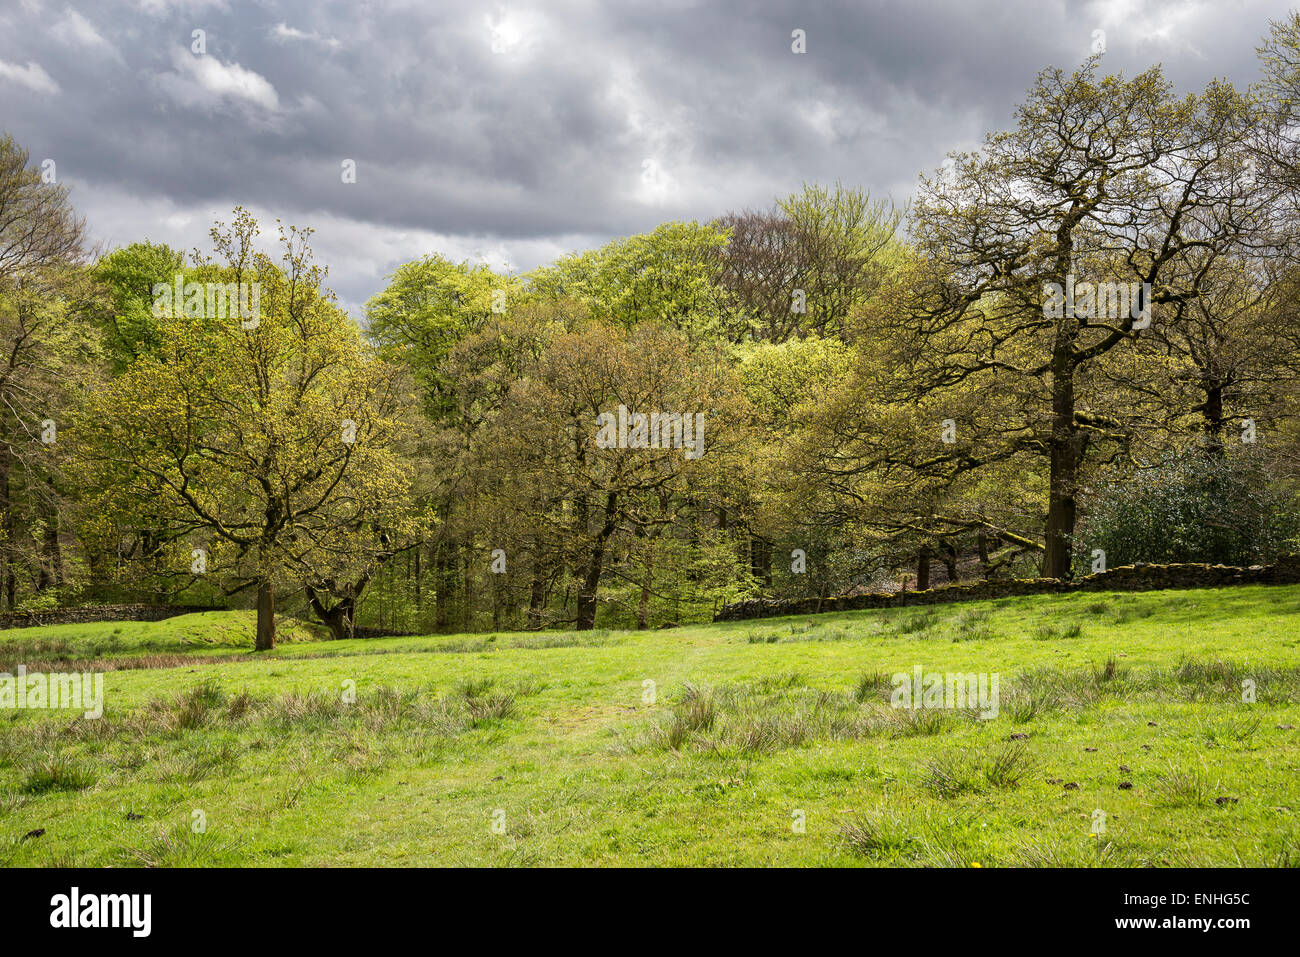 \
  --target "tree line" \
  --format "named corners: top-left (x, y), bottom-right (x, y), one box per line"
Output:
top-left (5, 16), bottom-right (1300, 646)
